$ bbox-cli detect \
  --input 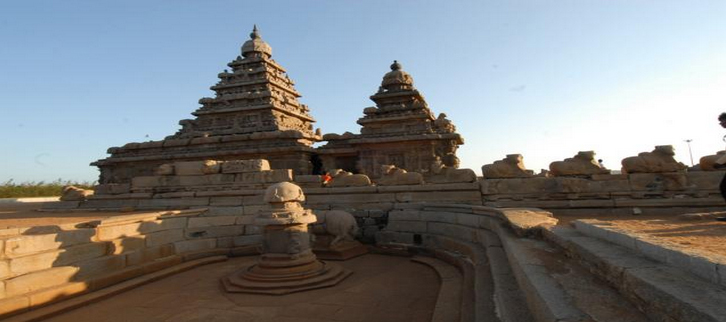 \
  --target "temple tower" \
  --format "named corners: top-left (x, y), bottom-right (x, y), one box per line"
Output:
top-left (318, 61), bottom-right (464, 177)
top-left (93, 26), bottom-right (321, 183)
